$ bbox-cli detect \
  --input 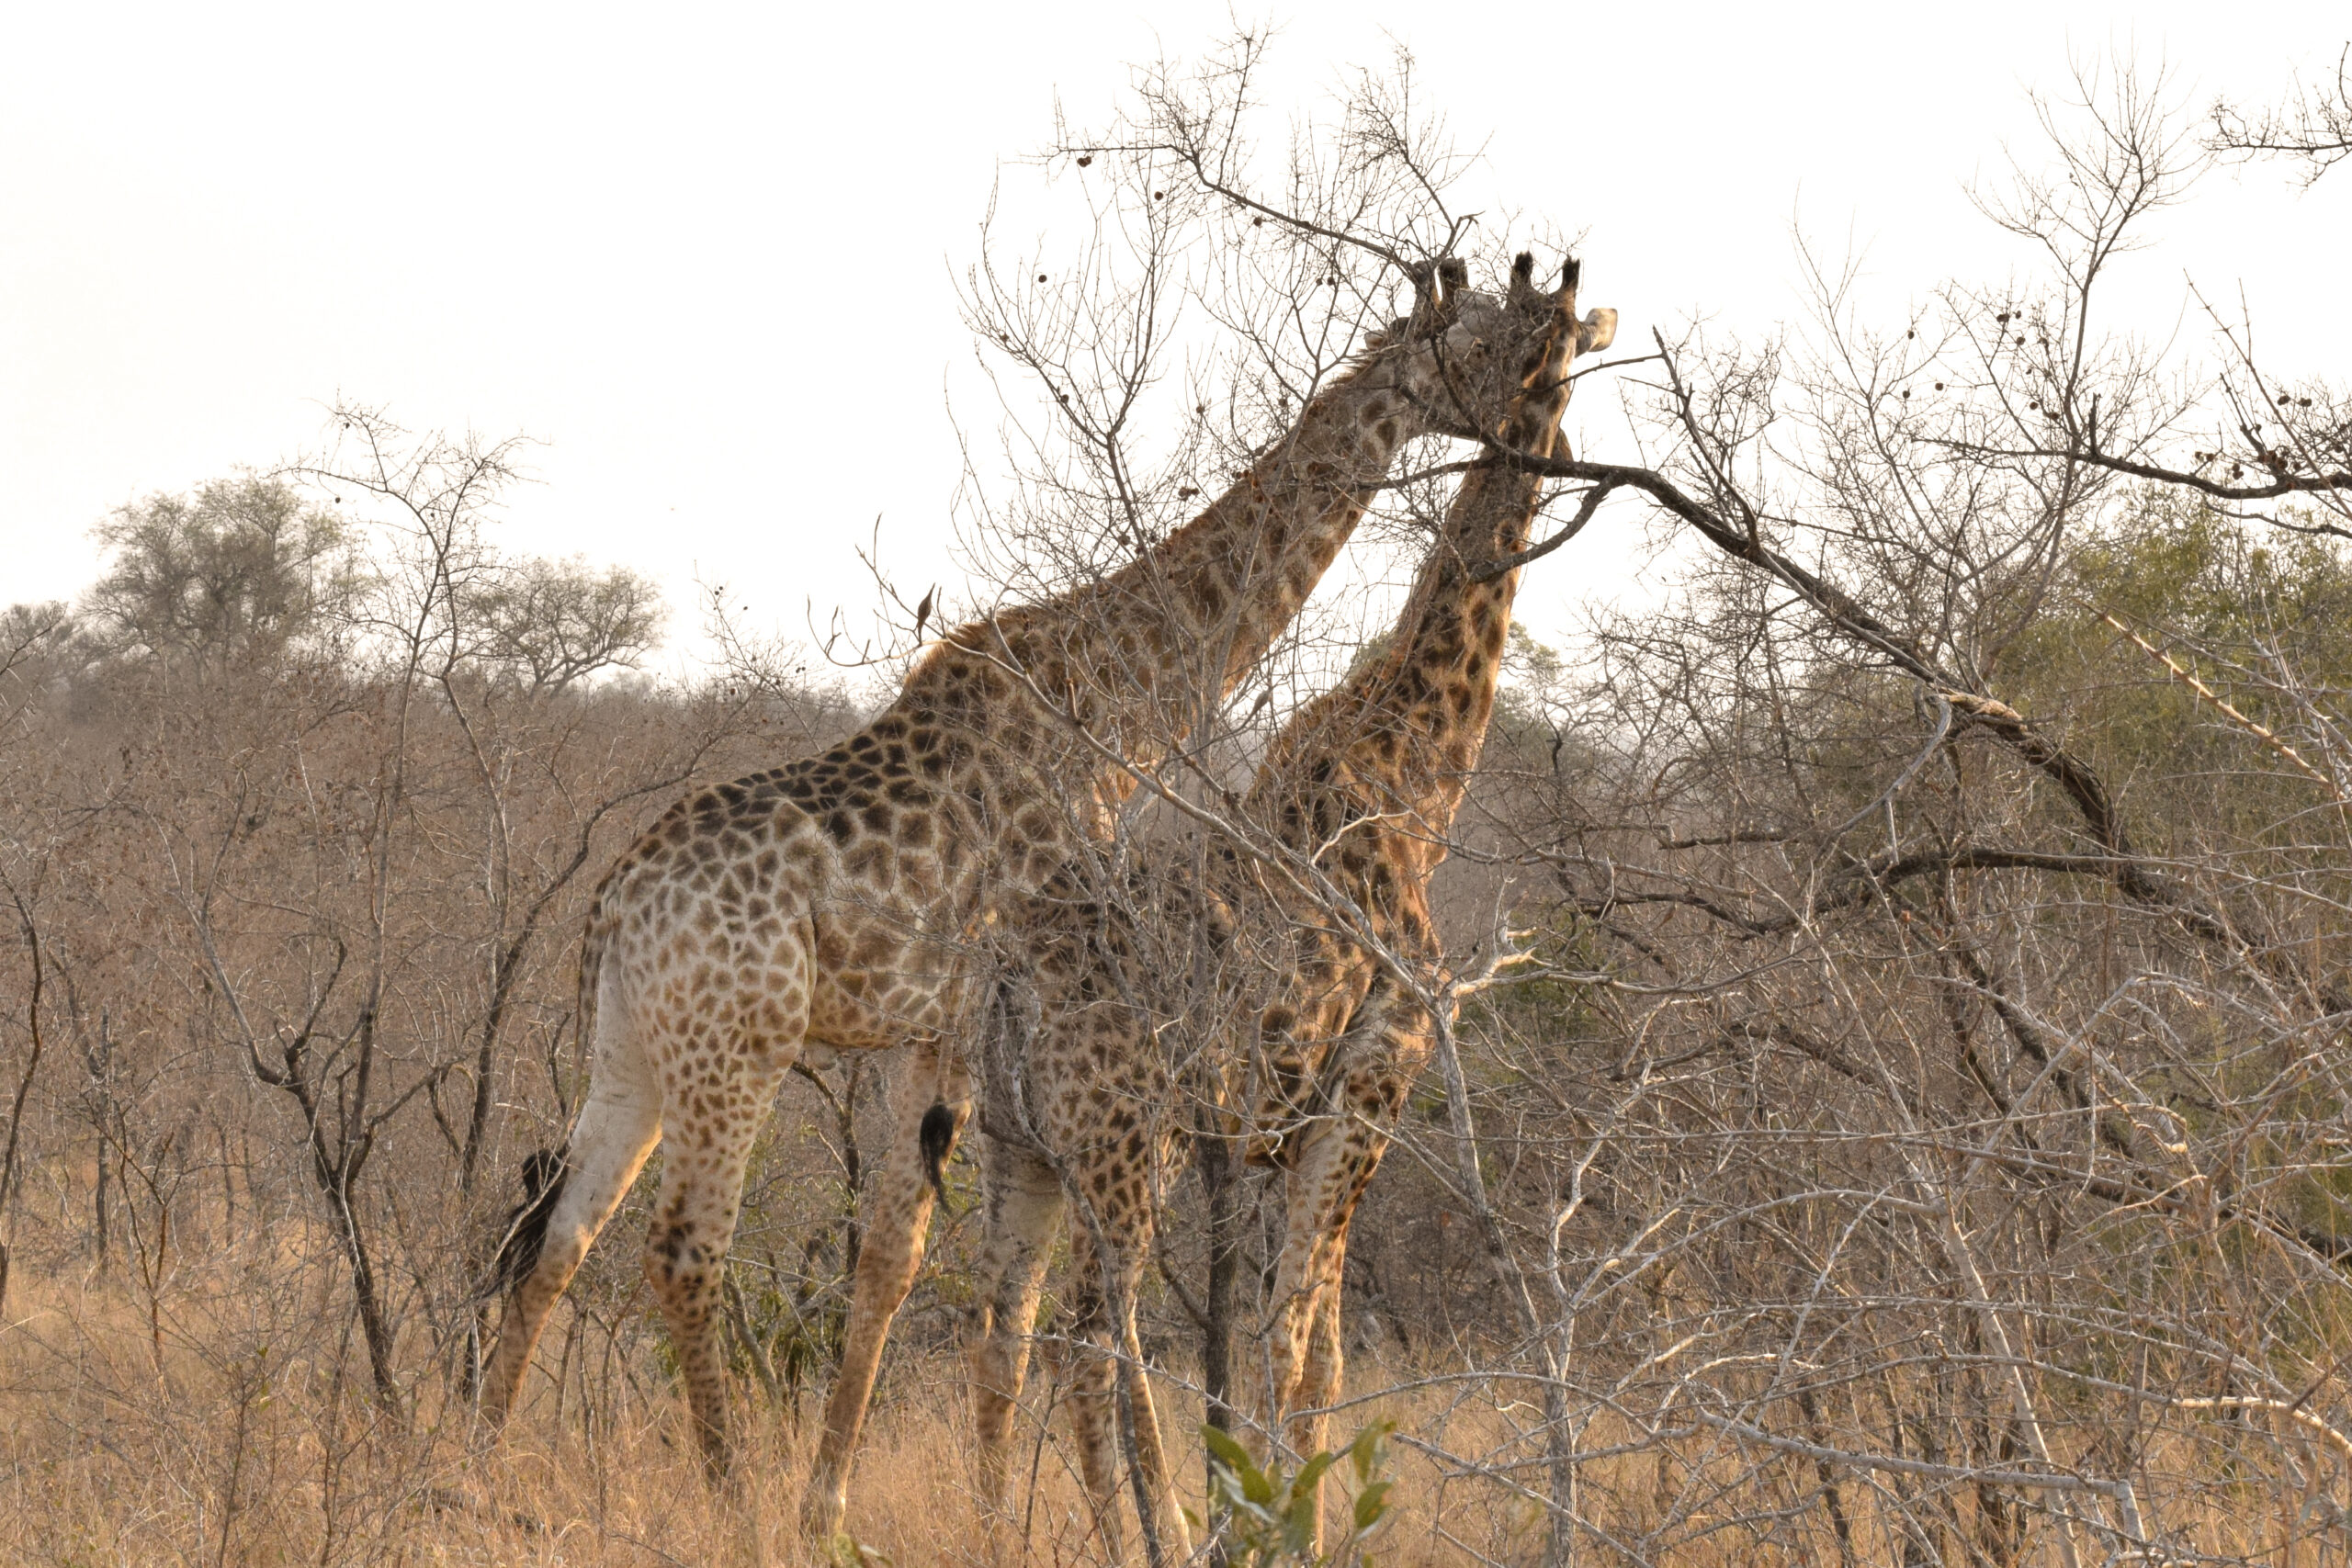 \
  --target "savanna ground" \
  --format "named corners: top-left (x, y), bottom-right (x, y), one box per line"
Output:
top-left (9, 41), bottom-right (2352, 1568)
